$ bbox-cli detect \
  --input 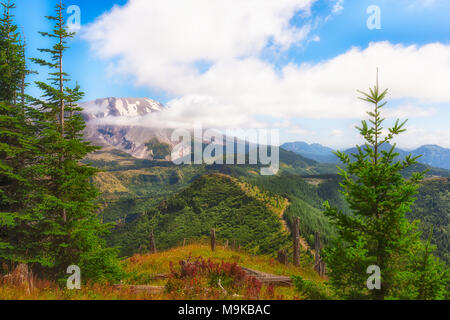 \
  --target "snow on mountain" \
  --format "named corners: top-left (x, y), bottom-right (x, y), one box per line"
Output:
top-left (81, 97), bottom-right (172, 160)
top-left (80, 97), bottom-right (164, 121)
